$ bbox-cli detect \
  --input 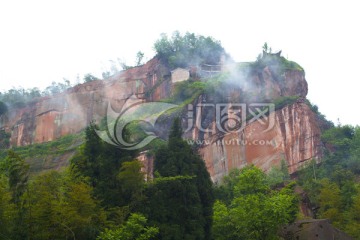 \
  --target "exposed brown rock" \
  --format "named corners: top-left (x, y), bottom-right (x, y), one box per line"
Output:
top-left (0, 58), bottom-right (322, 180)
top-left (2, 58), bottom-right (172, 147)
top-left (198, 102), bottom-right (321, 183)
